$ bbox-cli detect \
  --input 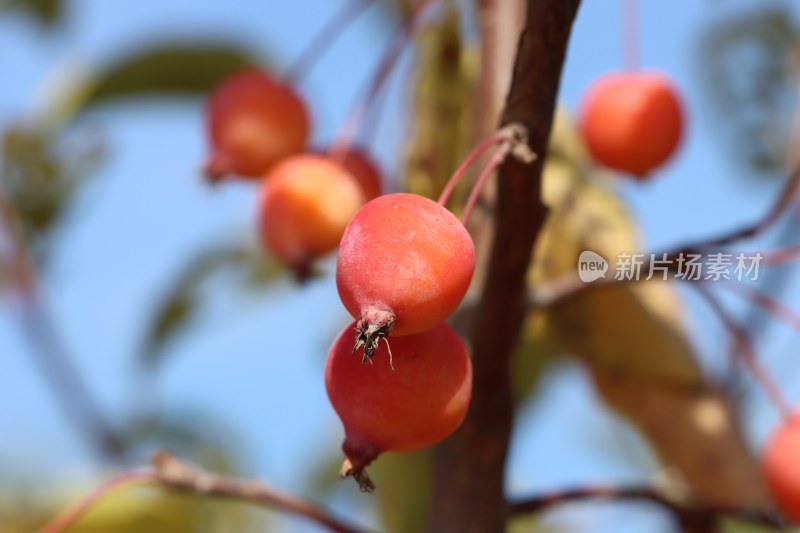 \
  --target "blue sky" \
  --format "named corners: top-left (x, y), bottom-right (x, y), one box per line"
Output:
top-left (1, 1), bottom-right (799, 532)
